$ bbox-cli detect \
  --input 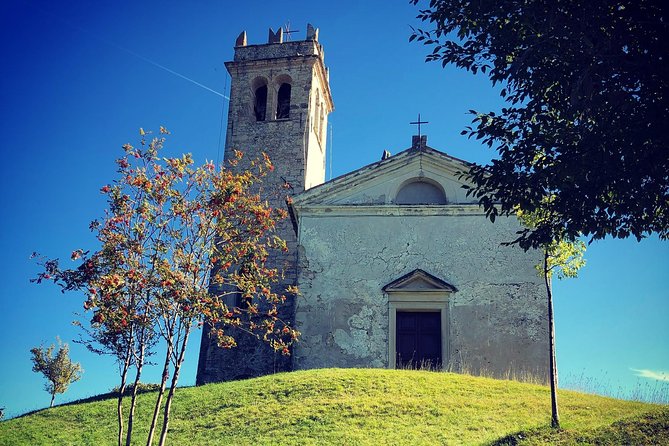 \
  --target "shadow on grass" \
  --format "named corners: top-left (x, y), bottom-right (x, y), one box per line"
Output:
top-left (12, 383), bottom-right (162, 420)
top-left (488, 408), bottom-right (669, 445)
top-left (12, 392), bottom-right (118, 420)
top-left (489, 431), bottom-right (530, 445)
